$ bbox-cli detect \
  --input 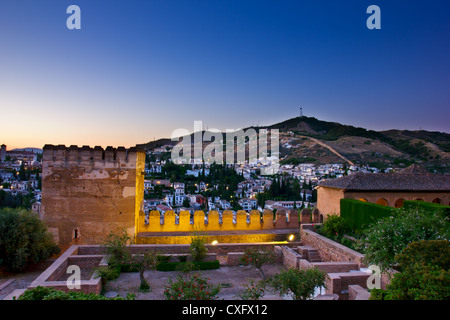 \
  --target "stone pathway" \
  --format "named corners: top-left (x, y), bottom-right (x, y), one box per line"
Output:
top-left (0, 272), bottom-right (42, 300)
top-left (0, 260), bottom-right (54, 300)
